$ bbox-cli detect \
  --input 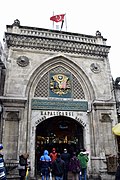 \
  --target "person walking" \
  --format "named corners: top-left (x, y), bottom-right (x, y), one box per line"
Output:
top-left (52, 153), bottom-right (65, 180)
top-left (50, 148), bottom-right (58, 179)
top-left (61, 148), bottom-right (70, 180)
top-left (69, 152), bottom-right (81, 180)
top-left (77, 149), bottom-right (89, 180)
top-left (50, 148), bottom-right (58, 163)
top-left (0, 144), bottom-right (6, 180)
top-left (40, 150), bottom-right (51, 180)
top-left (19, 153), bottom-right (29, 180)
top-left (115, 156), bottom-right (120, 180)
